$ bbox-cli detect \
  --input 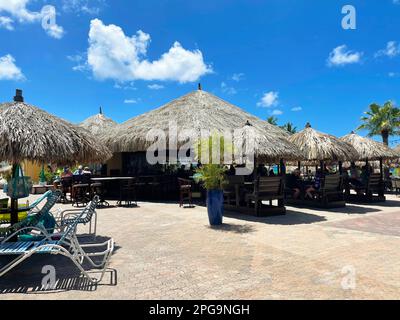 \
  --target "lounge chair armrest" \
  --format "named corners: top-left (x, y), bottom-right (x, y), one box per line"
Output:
top-left (57, 209), bottom-right (84, 221)
top-left (80, 240), bottom-right (113, 249)
top-left (1, 226), bottom-right (52, 244)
